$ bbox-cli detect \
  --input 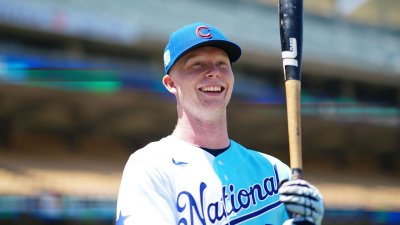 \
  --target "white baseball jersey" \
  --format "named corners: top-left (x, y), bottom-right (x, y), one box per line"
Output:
top-left (116, 135), bottom-right (291, 225)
